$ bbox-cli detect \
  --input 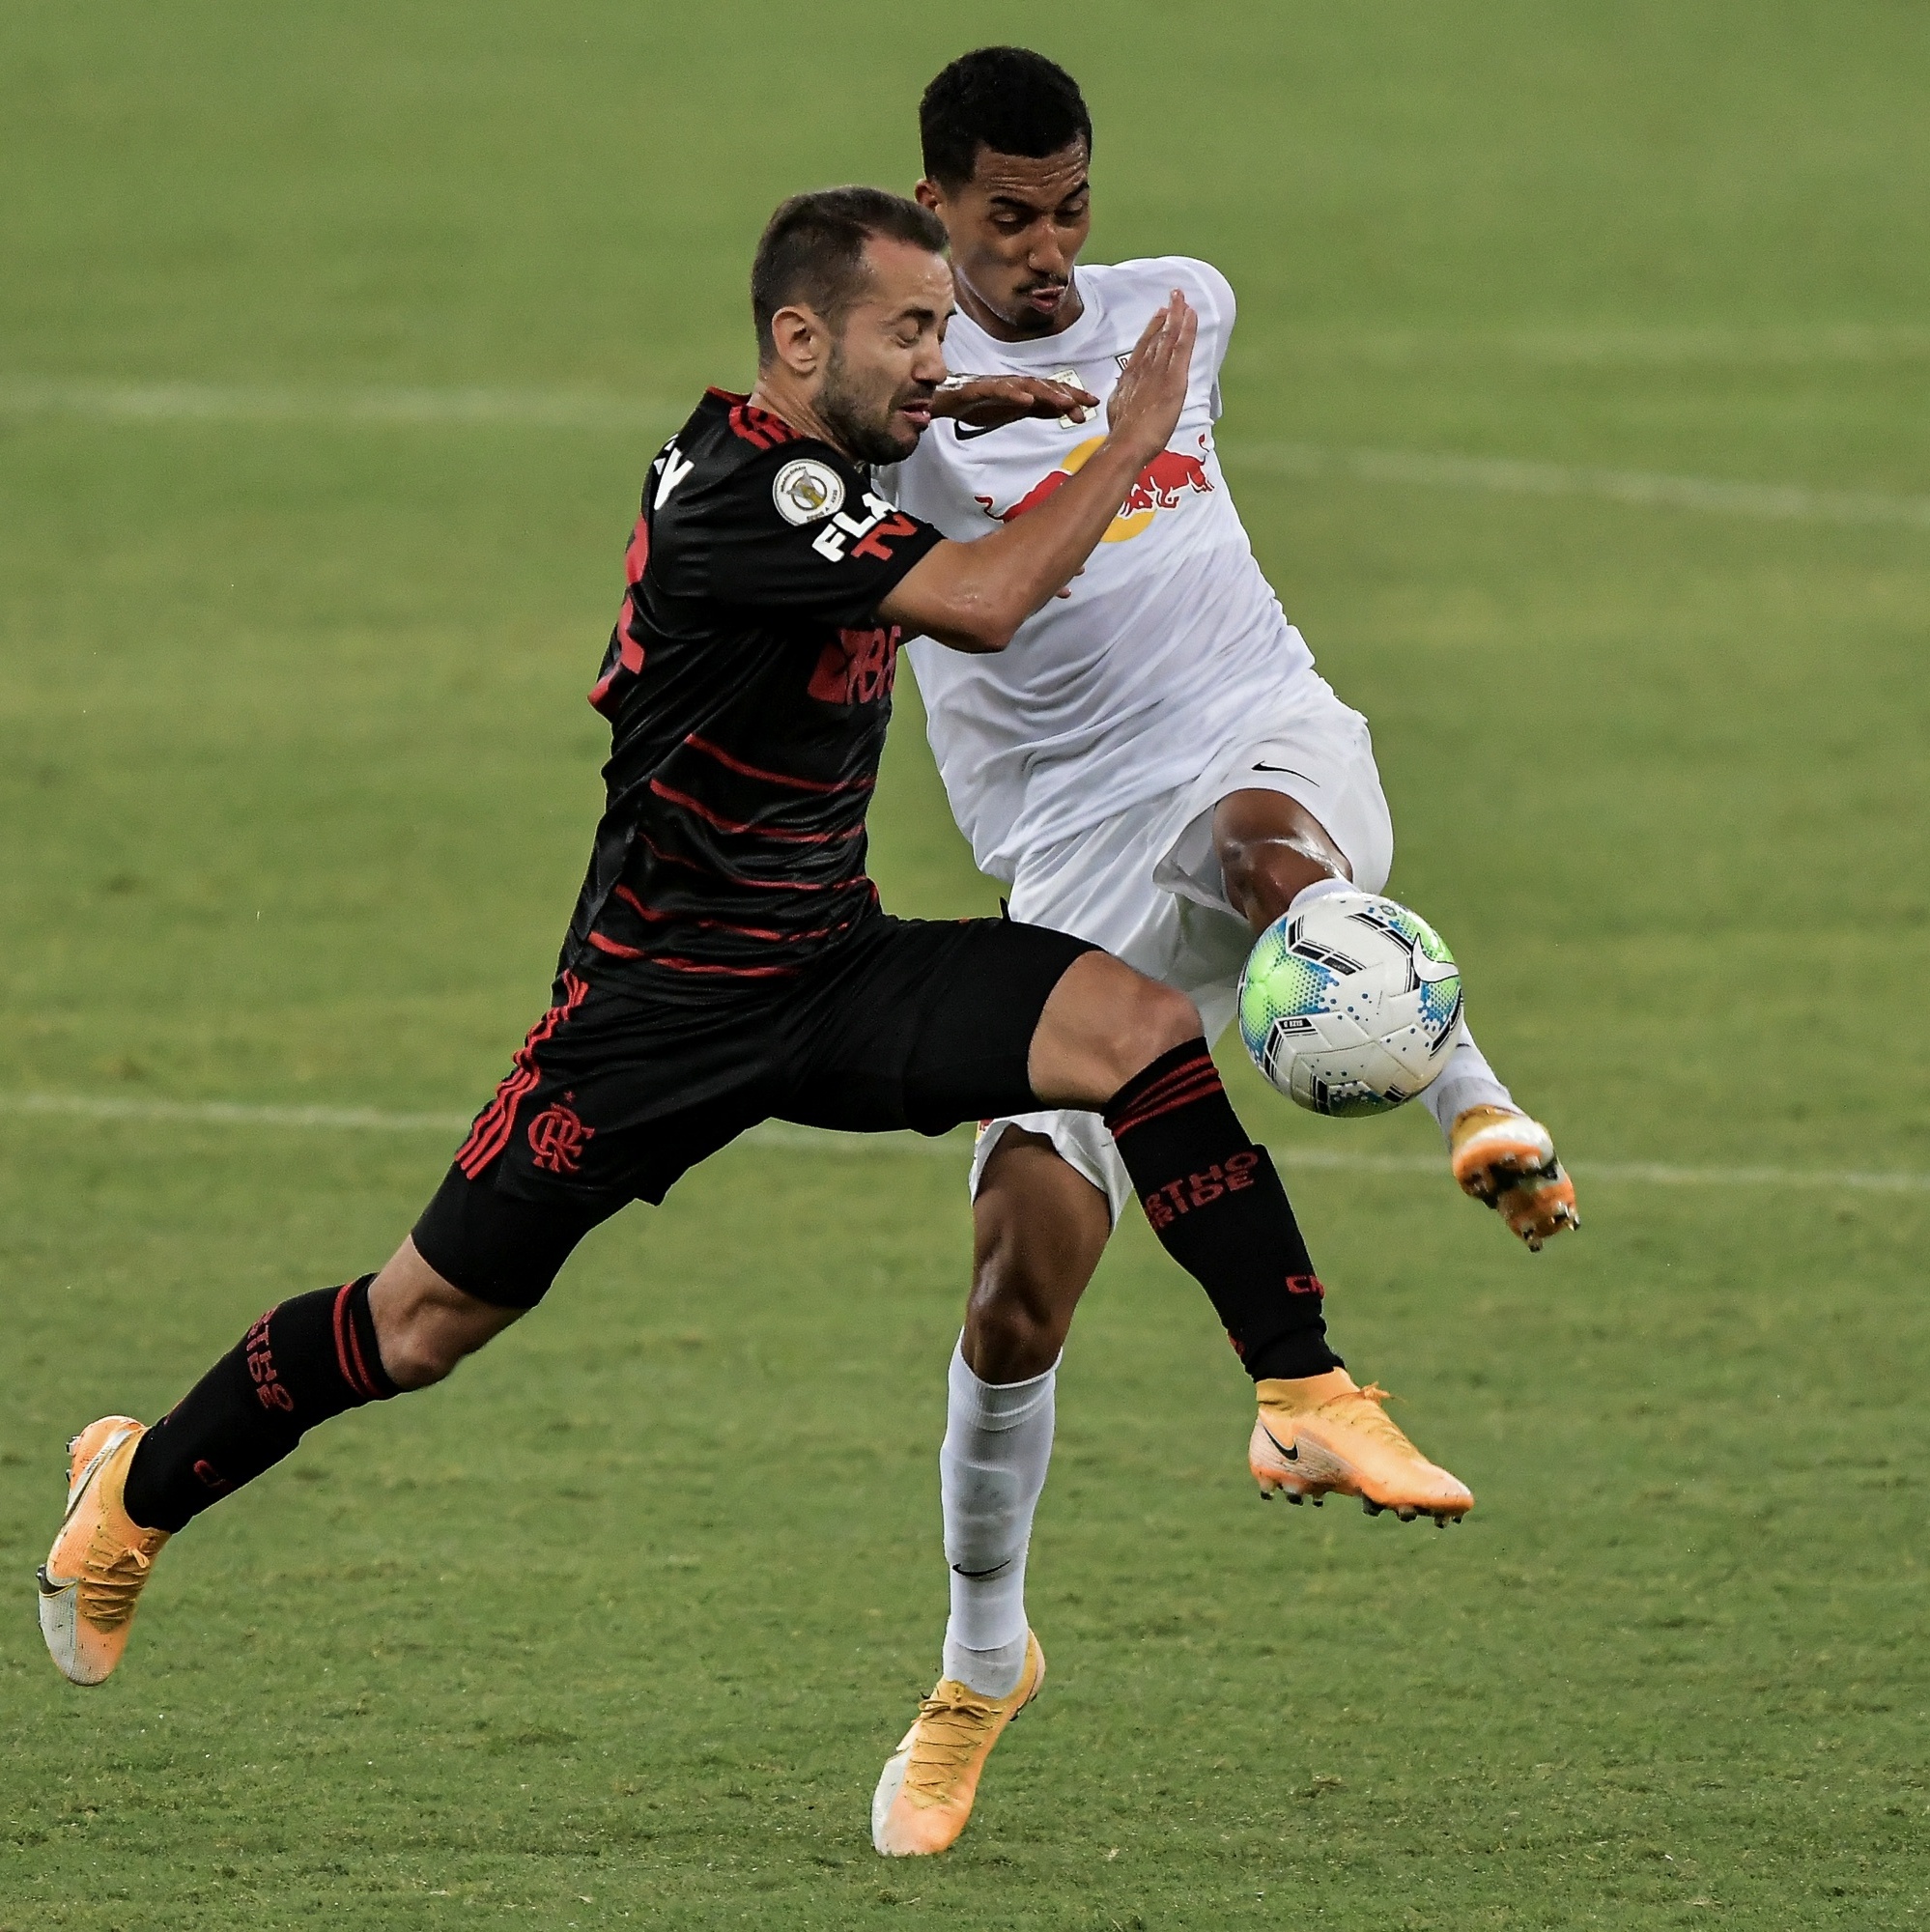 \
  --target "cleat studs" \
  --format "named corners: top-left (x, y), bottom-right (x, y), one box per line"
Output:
top-left (1310, 1494), bottom-right (1323, 1507)
top-left (1287, 1491), bottom-right (1304, 1505)
top-left (1433, 1514), bottom-right (1447, 1528)
top-left (1260, 1489), bottom-right (1273, 1501)
top-left (1363, 1499), bottom-right (1383, 1516)
top-left (1396, 1506), bottom-right (1418, 1521)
